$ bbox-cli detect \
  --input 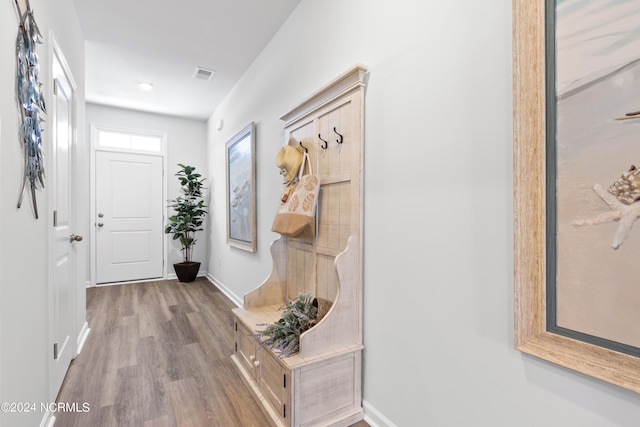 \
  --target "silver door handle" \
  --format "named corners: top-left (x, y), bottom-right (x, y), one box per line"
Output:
top-left (69, 234), bottom-right (83, 242)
